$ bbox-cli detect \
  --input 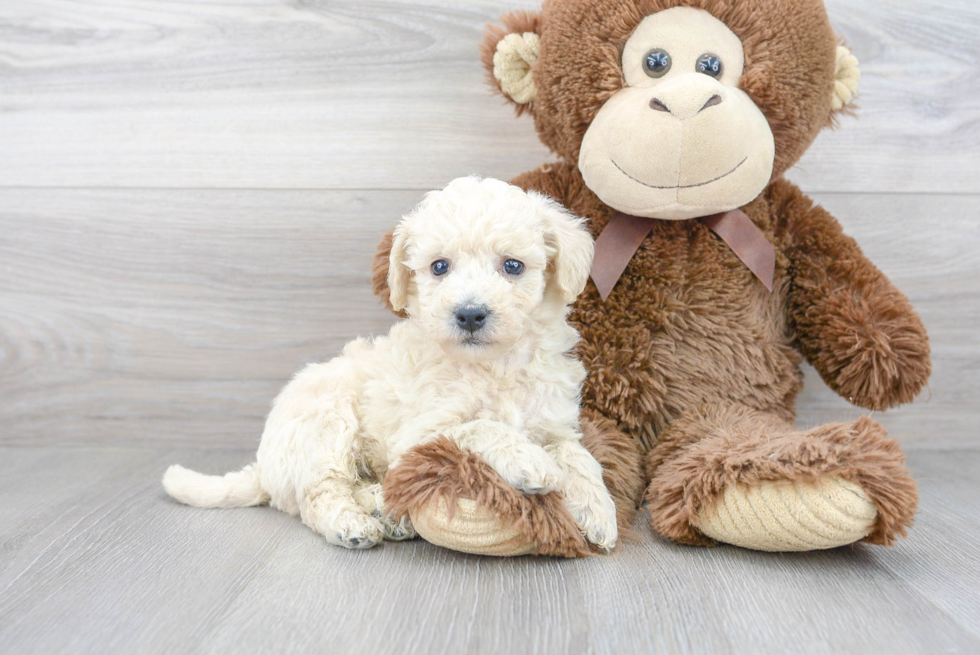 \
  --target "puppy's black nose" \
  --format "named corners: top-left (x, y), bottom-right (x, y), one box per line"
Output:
top-left (455, 305), bottom-right (489, 333)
